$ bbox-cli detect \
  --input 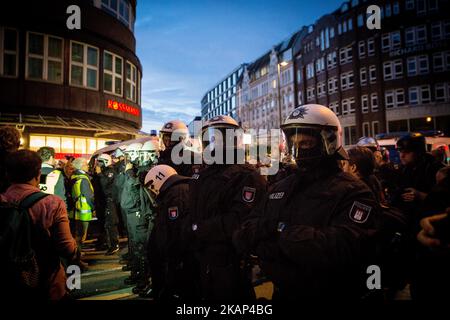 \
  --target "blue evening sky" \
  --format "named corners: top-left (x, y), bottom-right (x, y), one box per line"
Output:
top-left (135, 0), bottom-right (344, 132)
